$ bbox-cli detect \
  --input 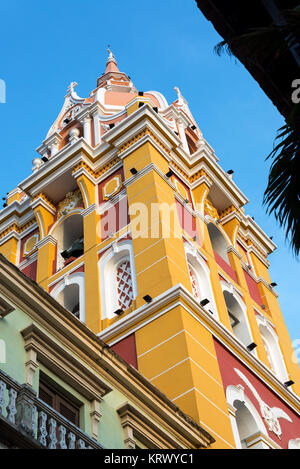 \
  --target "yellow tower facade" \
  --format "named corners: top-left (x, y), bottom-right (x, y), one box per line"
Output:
top-left (1, 51), bottom-right (299, 449)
